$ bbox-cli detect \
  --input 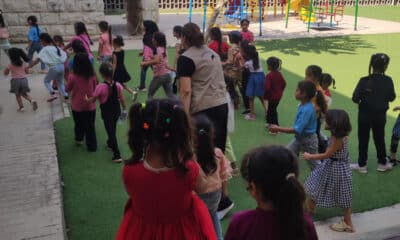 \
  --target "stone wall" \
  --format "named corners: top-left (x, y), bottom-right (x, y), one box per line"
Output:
top-left (1, 0), bottom-right (105, 43)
